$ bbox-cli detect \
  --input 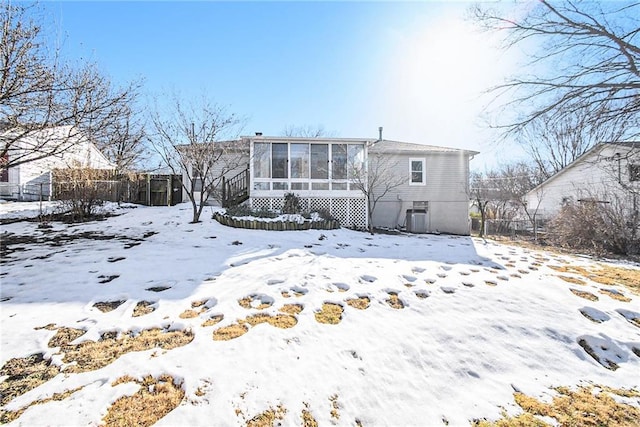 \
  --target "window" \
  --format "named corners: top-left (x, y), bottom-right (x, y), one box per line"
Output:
top-left (290, 144), bottom-right (309, 178)
top-left (272, 143), bottom-right (288, 179)
top-left (409, 158), bottom-right (426, 185)
top-left (348, 144), bottom-right (364, 177)
top-left (253, 143), bottom-right (270, 178)
top-left (332, 144), bottom-right (347, 179)
top-left (311, 144), bottom-right (328, 179)
top-left (630, 164), bottom-right (640, 182)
